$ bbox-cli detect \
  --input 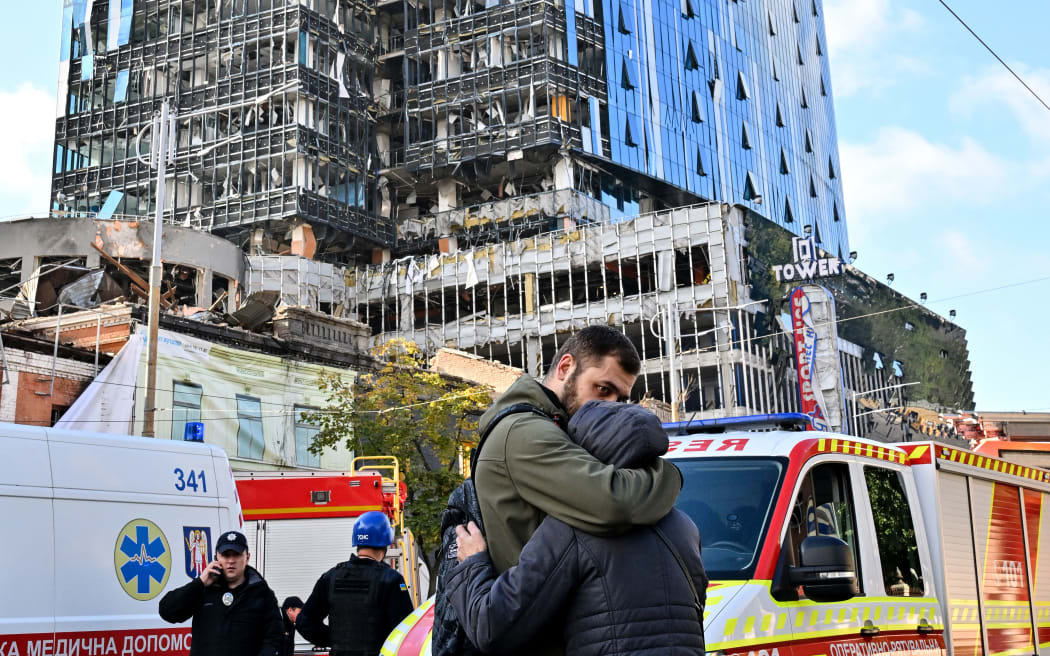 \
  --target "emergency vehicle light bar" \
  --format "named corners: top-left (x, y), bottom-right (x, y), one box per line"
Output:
top-left (662, 412), bottom-right (813, 435)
